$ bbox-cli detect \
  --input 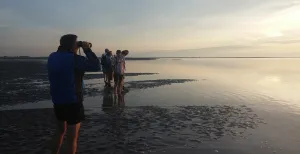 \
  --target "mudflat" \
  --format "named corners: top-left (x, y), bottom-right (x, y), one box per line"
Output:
top-left (1, 58), bottom-right (300, 154)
